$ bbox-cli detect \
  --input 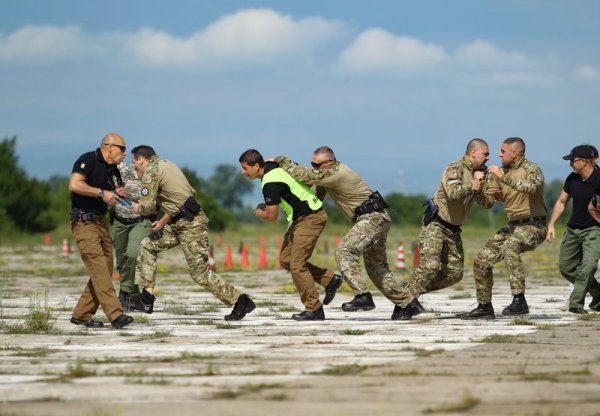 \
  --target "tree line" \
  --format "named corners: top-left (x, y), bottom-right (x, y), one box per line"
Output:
top-left (0, 136), bottom-right (567, 235)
